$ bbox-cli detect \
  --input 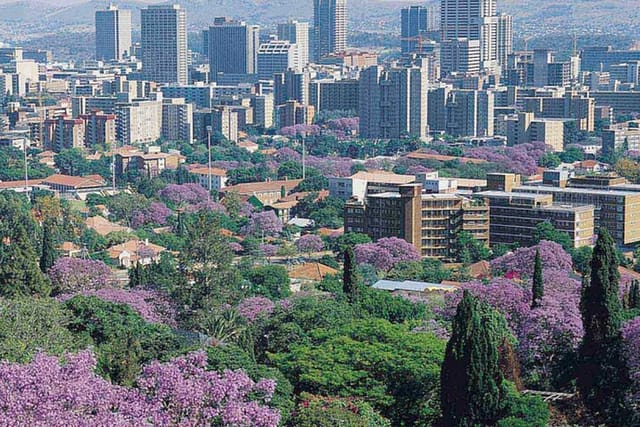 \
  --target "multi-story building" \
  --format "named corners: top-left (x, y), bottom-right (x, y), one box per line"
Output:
top-left (479, 191), bottom-right (595, 247)
top-left (344, 183), bottom-right (490, 259)
top-left (79, 110), bottom-right (116, 148)
top-left (274, 70), bottom-right (311, 106)
top-left (212, 106), bottom-right (239, 142)
top-left (313, 0), bottom-right (347, 61)
top-left (505, 112), bottom-right (565, 151)
top-left (187, 166), bottom-right (228, 191)
top-left (161, 85), bottom-right (215, 109)
top-left (440, 38), bottom-right (481, 75)
top-left (43, 116), bottom-right (86, 152)
top-left (162, 98), bottom-right (193, 142)
top-left (445, 89), bottom-right (494, 137)
top-left (440, 0), bottom-right (506, 72)
top-left (95, 5), bottom-right (132, 61)
top-left (257, 40), bottom-right (298, 80)
top-left (359, 64), bottom-right (428, 140)
top-left (277, 100), bottom-right (315, 128)
top-left (515, 183), bottom-right (640, 246)
top-left (602, 123), bottom-right (640, 157)
top-left (496, 13), bottom-right (513, 69)
top-left (329, 170), bottom-right (417, 200)
top-left (309, 78), bottom-right (359, 113)
top-left (141, 5), bottom-right (188, 85)
top-left (208, 17), bottom-right (259, 81)
top-left (251, 94), bottom-right (274, 129)
top-left (277, 20), bottom-right (310, 68)
top-left (115, 146), bottom-right (184, 178)
top-left (115, 94), bottom-right (163, 145)
top-left (581, 46), bottom-right (640, 72)
top-left (521, 92), bottom-right (595, 132)
top-left (401, 6), bottom-right (438, 56)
